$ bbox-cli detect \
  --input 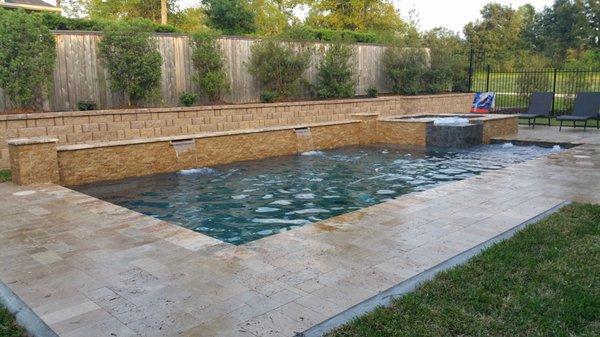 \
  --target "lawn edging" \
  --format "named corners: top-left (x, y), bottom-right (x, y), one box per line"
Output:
top-left (299, 199), bottom-right (571, 337)
top-left (0, 280), bottom-right (58, 337)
